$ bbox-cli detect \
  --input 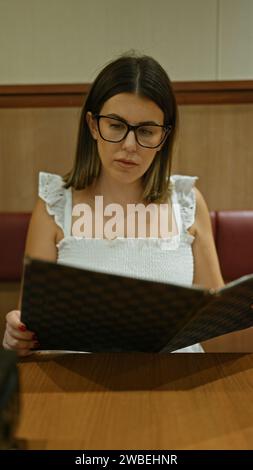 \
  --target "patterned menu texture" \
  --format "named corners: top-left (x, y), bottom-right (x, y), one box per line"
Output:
top-left (21, 257), bottom-right (253, 352)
